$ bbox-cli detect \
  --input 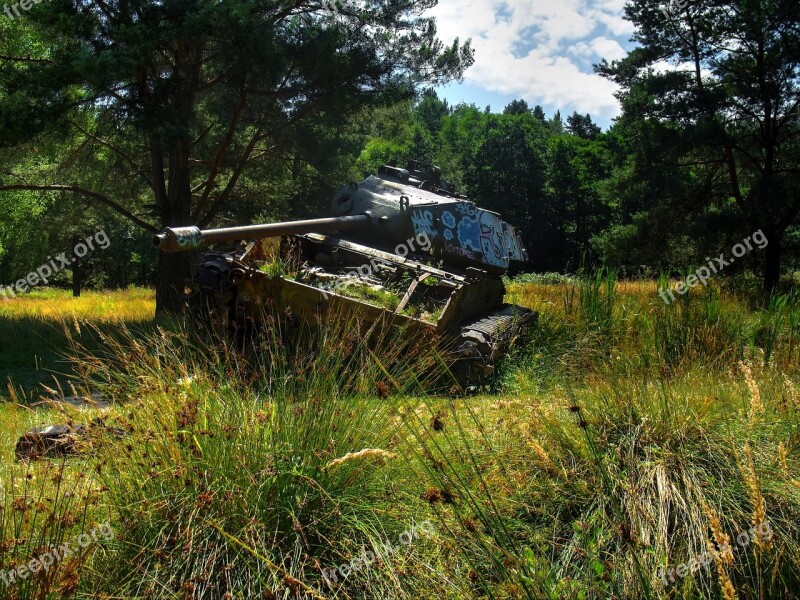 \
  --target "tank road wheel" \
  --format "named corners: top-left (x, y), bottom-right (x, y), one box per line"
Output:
top-left (185, 254), bottom-right (237, 335)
